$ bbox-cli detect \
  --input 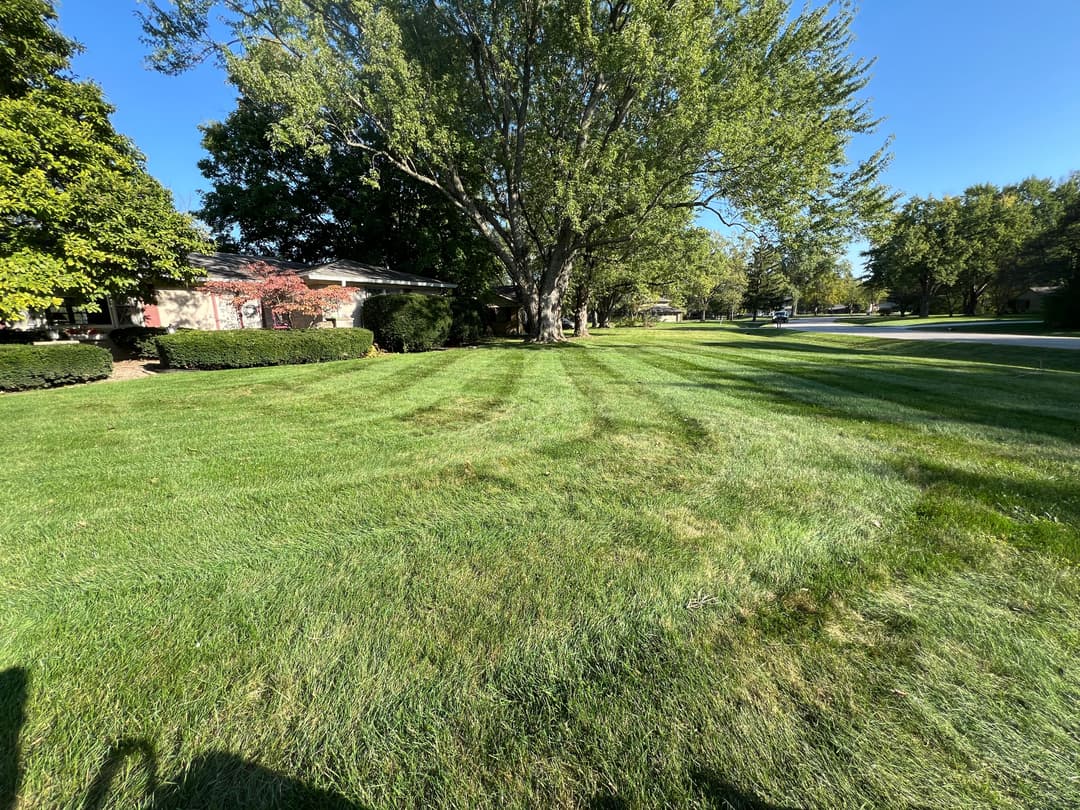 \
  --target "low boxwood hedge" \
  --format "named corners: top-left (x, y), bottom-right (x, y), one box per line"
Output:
top-left (363, 293), bottom-right (453, 352)
top-left (109, 326), bottom-right (170, 358)
top-left (0, 344), bottom-right (113, 391)
top-left (155, 327), bottom-right (374, 369)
